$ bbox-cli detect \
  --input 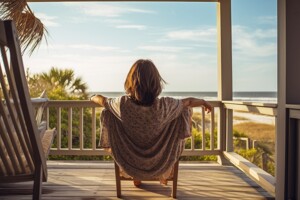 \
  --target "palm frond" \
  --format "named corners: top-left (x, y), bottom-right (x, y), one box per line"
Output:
top-left (0, 0), bottom-right (48, 55)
